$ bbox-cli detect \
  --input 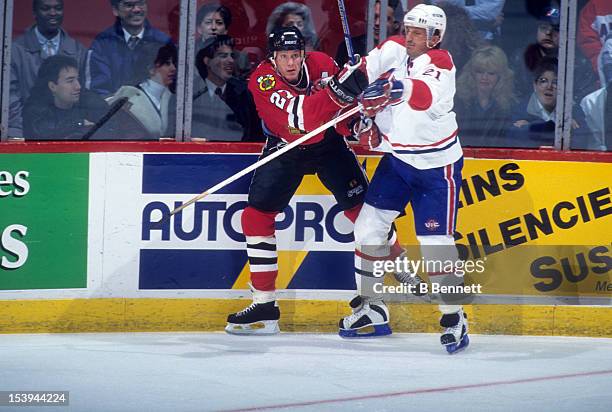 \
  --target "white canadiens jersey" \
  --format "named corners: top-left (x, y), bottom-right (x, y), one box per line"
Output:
top-left (364, 36), bottom-right (462, 169)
